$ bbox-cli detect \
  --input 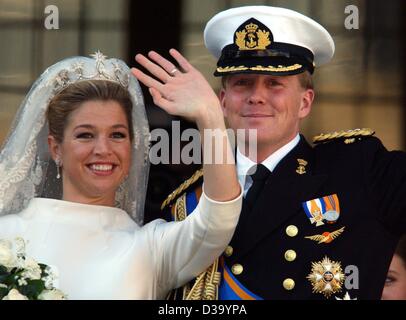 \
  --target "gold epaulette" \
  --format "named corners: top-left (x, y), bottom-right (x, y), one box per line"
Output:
top-left (160, 168), bottom-right (203, 210)
top-left (313, 128), bottom-right (375, 145)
